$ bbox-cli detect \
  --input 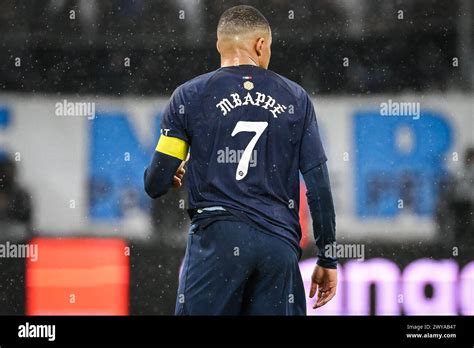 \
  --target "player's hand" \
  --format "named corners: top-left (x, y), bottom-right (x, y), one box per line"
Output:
top-left (309, 264), bottom-right (337, 309)
top-left (172, 161), bottom-right (186, 188)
